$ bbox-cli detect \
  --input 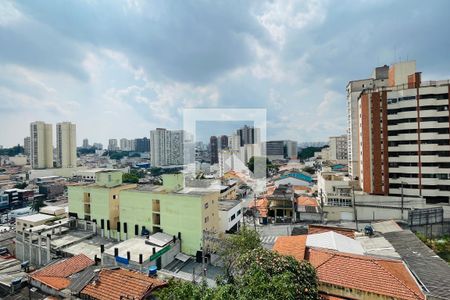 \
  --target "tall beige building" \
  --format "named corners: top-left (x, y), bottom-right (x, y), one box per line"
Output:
top-left (56, 122), bottom-right (77, 168)
top-left (30, 121), bottom-right (53, 169)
